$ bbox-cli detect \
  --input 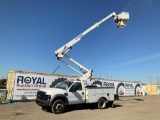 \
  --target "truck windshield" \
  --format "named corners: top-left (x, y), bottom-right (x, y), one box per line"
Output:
top-left (55, 81), bottom-right (73, 90)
